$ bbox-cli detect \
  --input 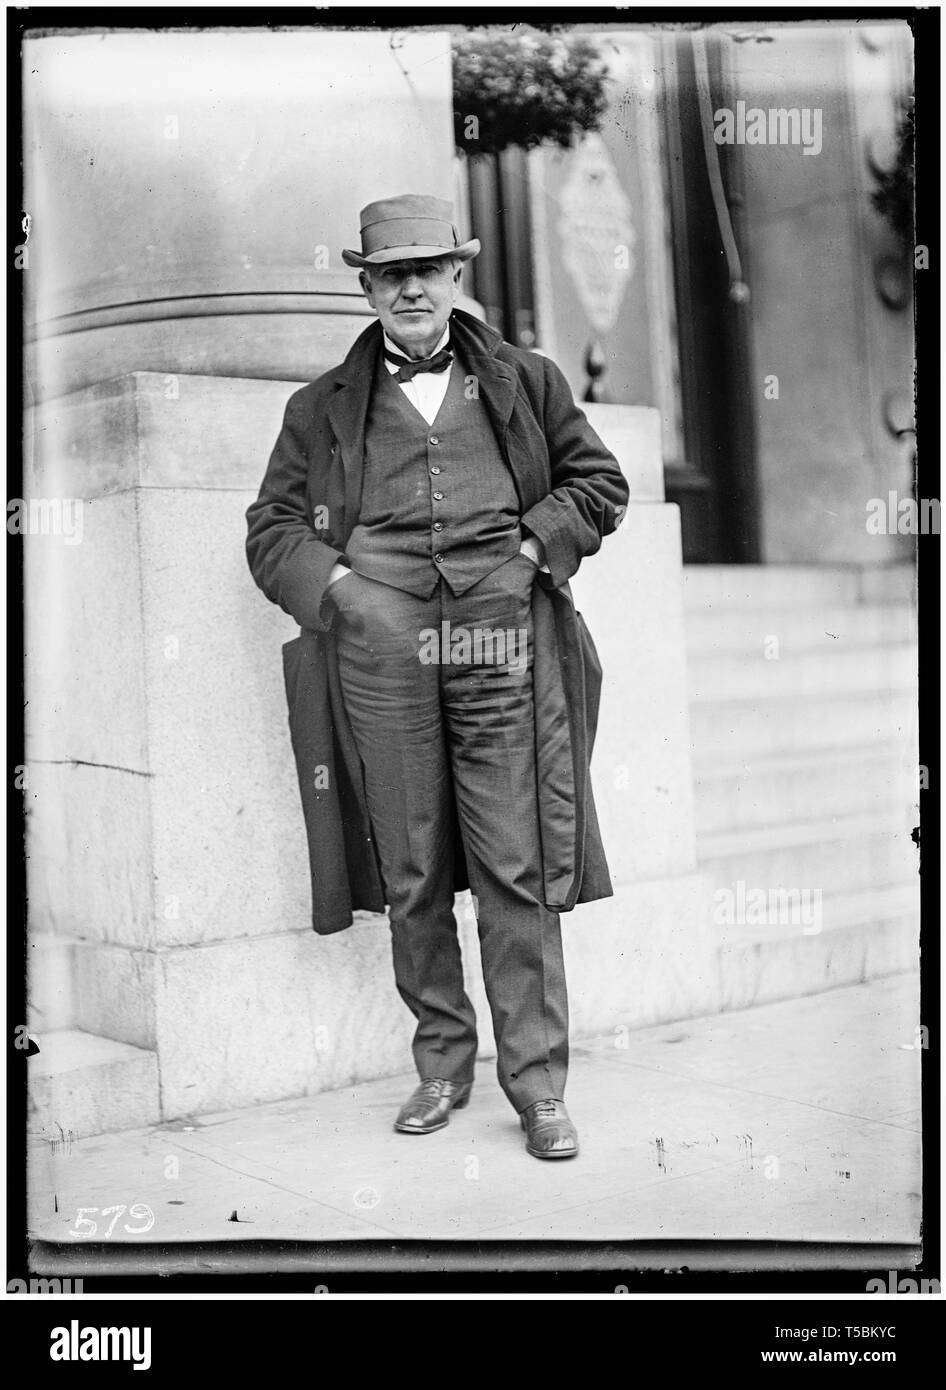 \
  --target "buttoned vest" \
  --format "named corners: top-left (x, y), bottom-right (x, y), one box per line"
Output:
top-left (345, 348), bottom-right (522, 597)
